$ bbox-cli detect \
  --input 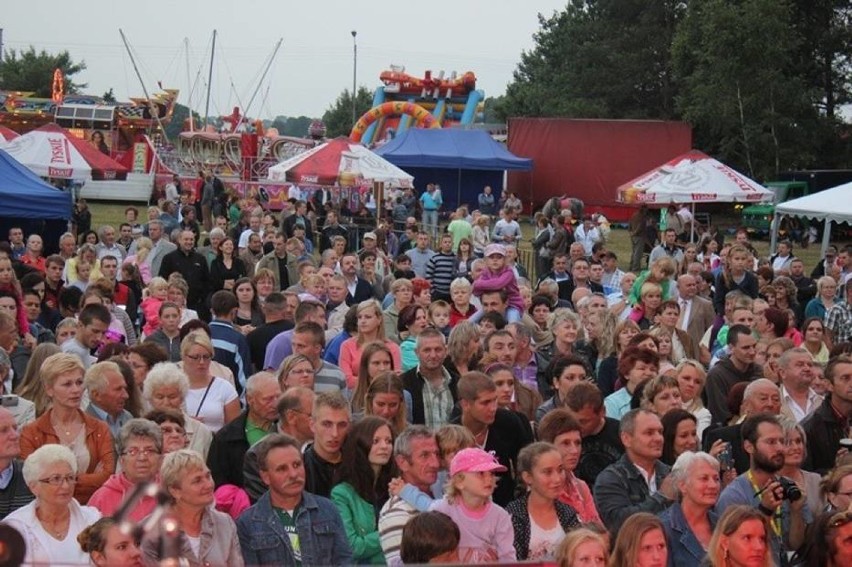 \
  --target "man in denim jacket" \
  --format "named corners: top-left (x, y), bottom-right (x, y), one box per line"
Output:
top-left (236, 433), bottom-right (353, 566)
